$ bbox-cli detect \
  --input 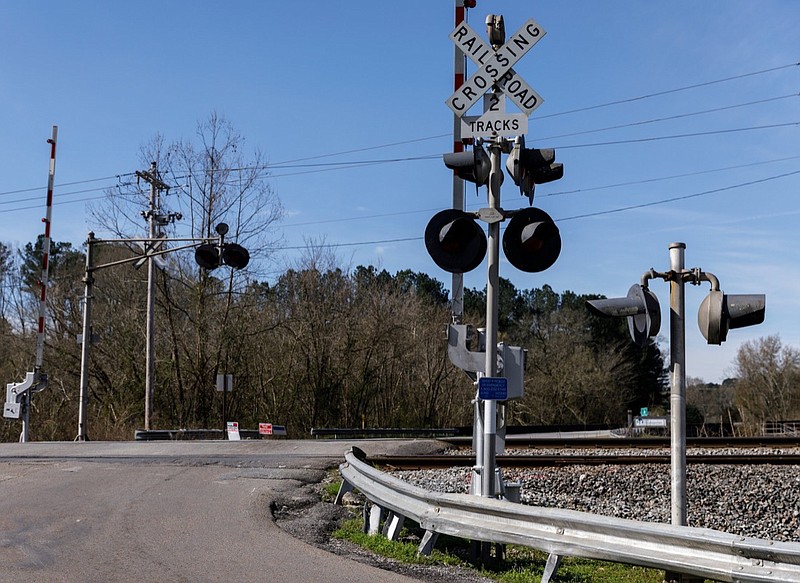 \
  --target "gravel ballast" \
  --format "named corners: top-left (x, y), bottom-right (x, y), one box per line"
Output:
top-left (392, 449), bottom-right (800, 543)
